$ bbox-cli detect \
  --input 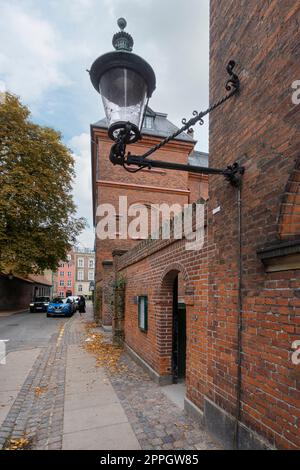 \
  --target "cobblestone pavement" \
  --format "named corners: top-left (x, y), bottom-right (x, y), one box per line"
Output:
top-left (0, 307), bottom-right (220, 450)
top-left (84, 310), bottom-right (220, 450)
top-left (0, 315), bottom-right (83, 450)
top-left (108, 355), bottom-right (220, 450)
